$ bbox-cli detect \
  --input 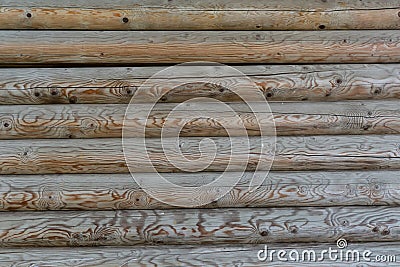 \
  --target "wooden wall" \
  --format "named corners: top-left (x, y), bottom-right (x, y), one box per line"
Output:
top-left (0, 1), bottom-right (400, 266)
